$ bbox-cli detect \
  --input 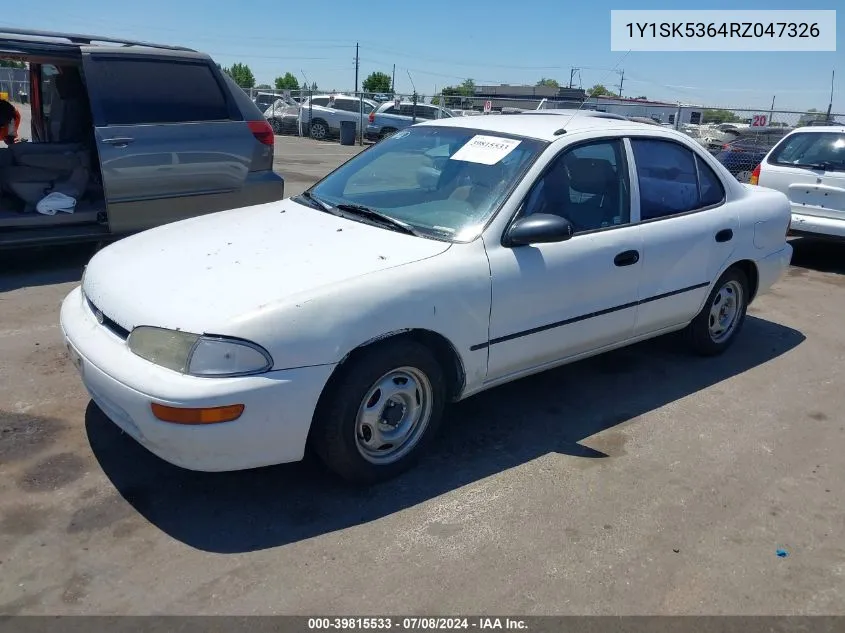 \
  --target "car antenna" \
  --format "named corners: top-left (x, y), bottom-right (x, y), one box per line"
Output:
top-left (559, 50), bottom-right (632, 134)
